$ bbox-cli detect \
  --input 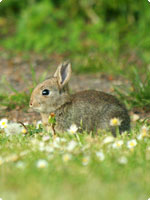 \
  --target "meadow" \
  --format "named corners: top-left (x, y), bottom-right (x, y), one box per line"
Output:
top-left (0, 117), bottom-right (150, 200)
top-left (0, 0), bottom-right (150, 200)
